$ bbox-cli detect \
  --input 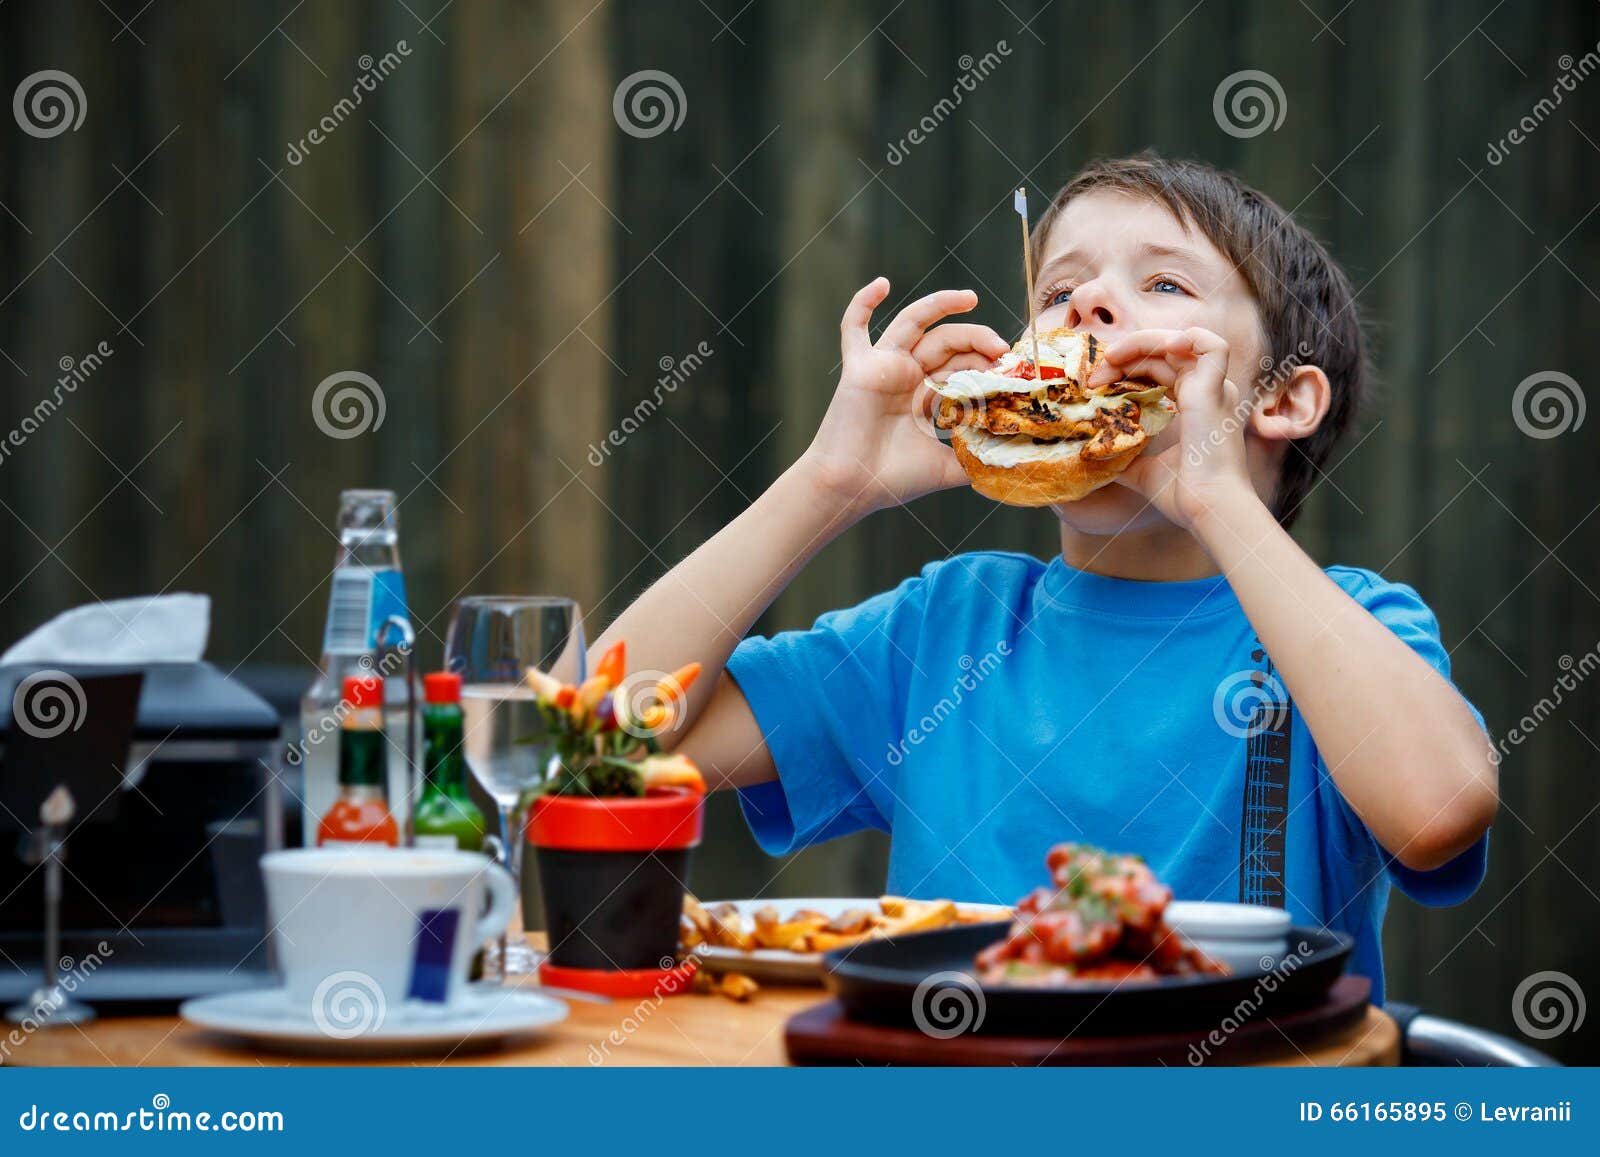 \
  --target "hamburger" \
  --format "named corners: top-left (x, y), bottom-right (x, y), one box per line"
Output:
top-left (929, 328), bottom-right (1174, 506)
